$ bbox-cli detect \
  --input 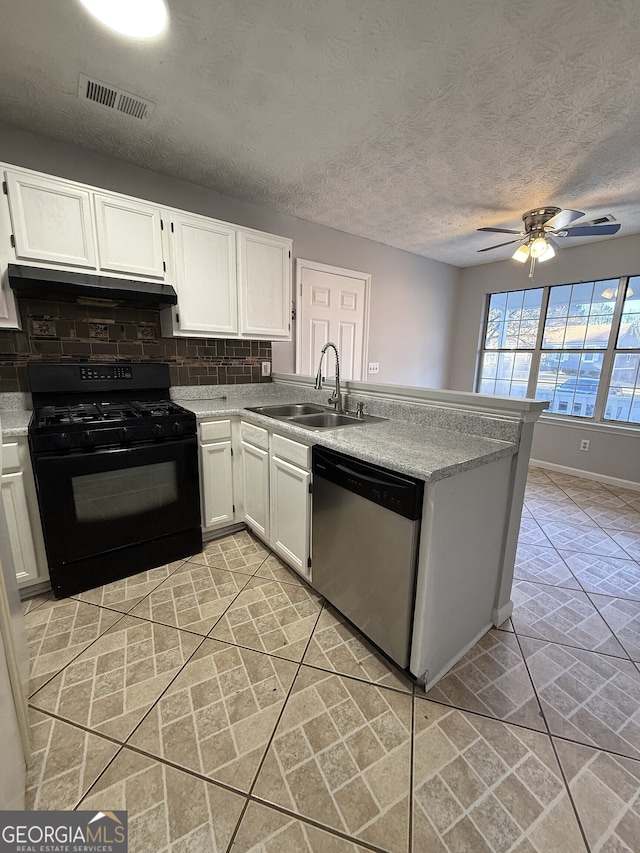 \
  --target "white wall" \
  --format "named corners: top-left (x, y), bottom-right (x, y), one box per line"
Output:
top-left (0, 120), bottom-right (460, 389)
top-left (449, 234), bottom-right (640, 484)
